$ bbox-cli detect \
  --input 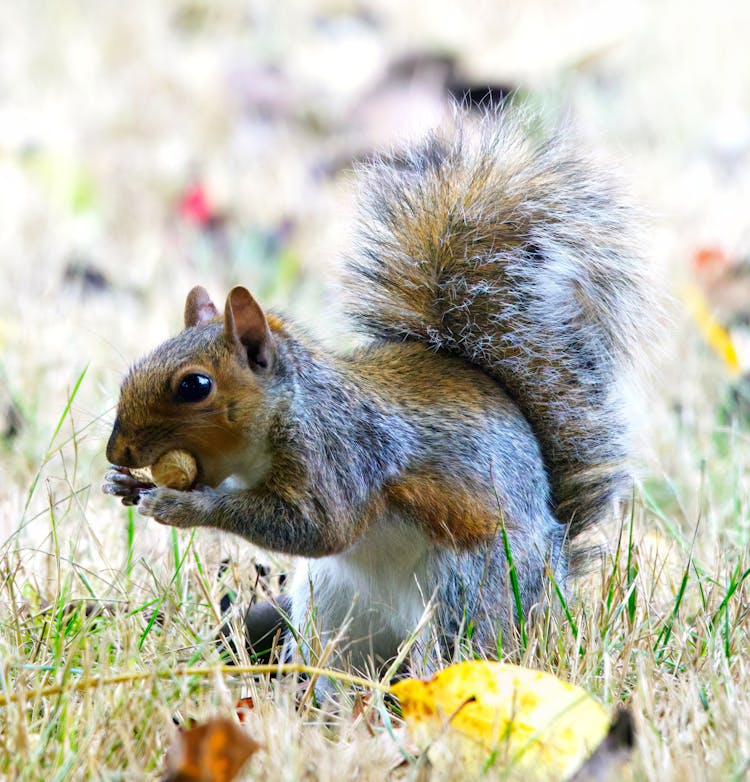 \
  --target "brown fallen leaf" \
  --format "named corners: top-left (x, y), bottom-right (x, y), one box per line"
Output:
top-left (164, 715), bottom-right (261, 782)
